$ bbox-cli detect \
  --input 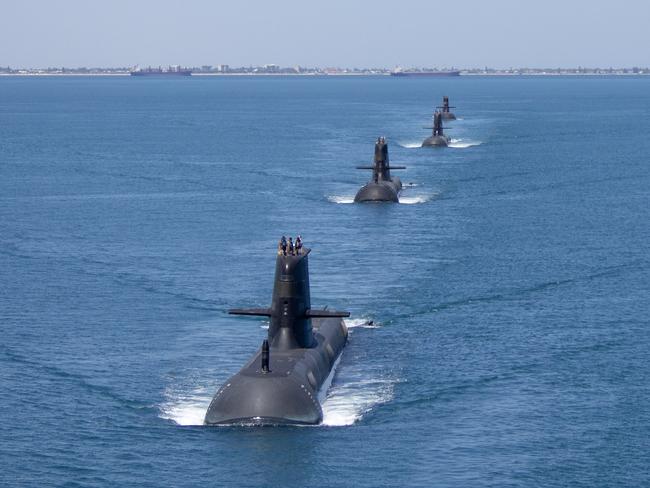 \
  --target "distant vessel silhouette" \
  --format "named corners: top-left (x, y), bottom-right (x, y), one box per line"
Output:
top-left (130, 66), bottom-right (192, 77)
top-left (391, 68), bottom-right (460, 77)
